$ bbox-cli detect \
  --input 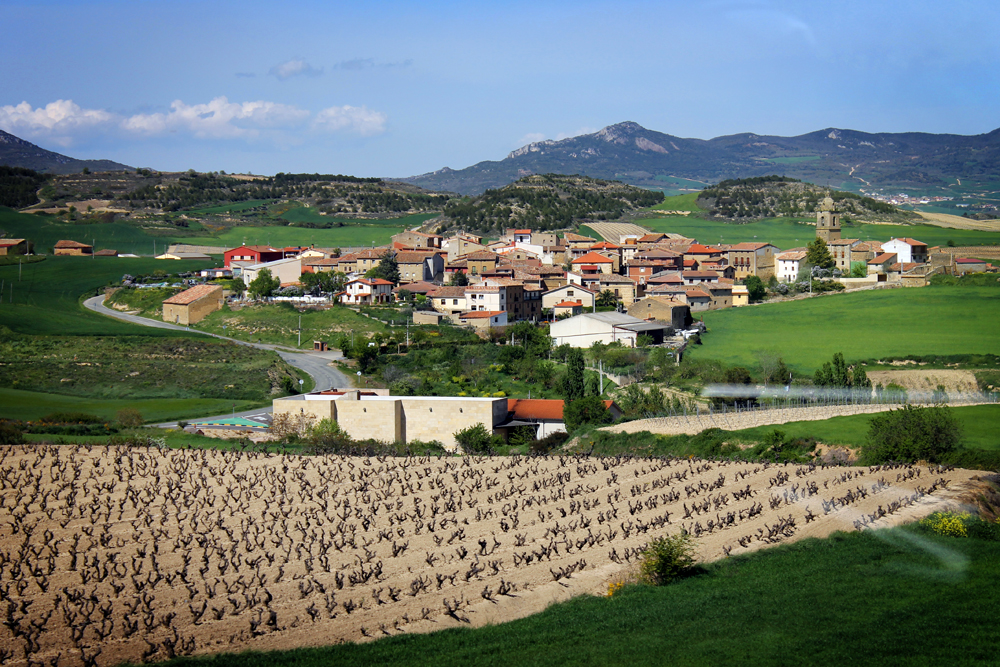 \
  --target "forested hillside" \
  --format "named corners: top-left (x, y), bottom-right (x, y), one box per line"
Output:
top-left (439, 174), bottom-right (663, 233)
